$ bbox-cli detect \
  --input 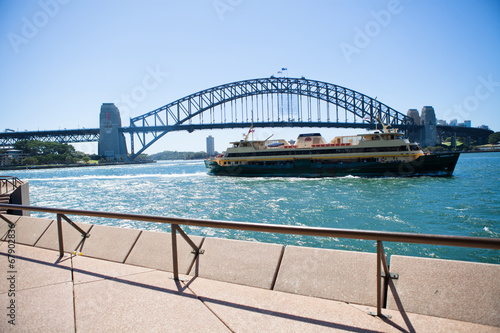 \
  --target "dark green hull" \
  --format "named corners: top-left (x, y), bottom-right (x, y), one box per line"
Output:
top-left (204, 153), bottom-right (460, 178)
